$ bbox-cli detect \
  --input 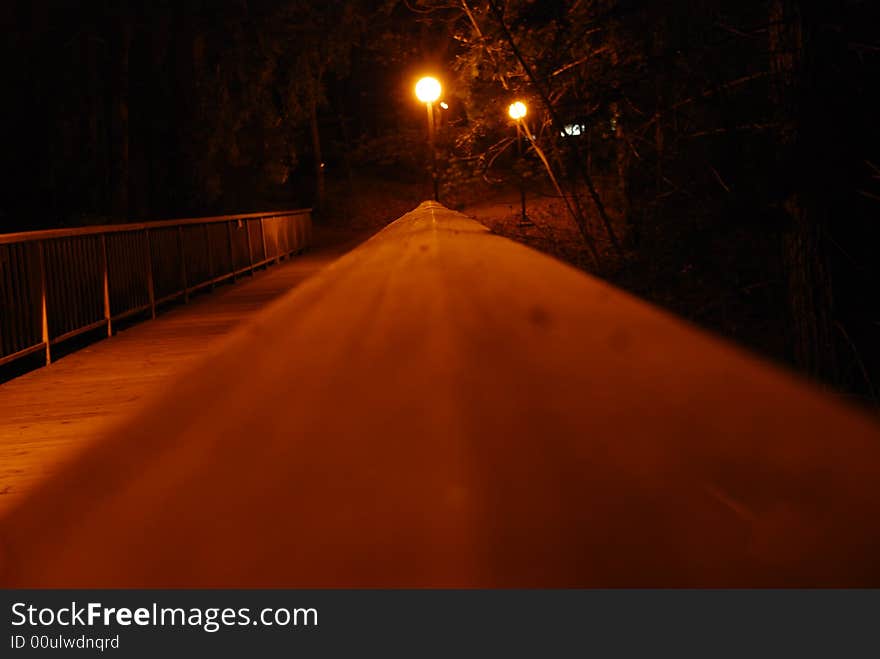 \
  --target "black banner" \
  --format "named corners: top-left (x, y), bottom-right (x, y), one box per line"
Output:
top-left (2, 590), bottom-right (878, 656)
